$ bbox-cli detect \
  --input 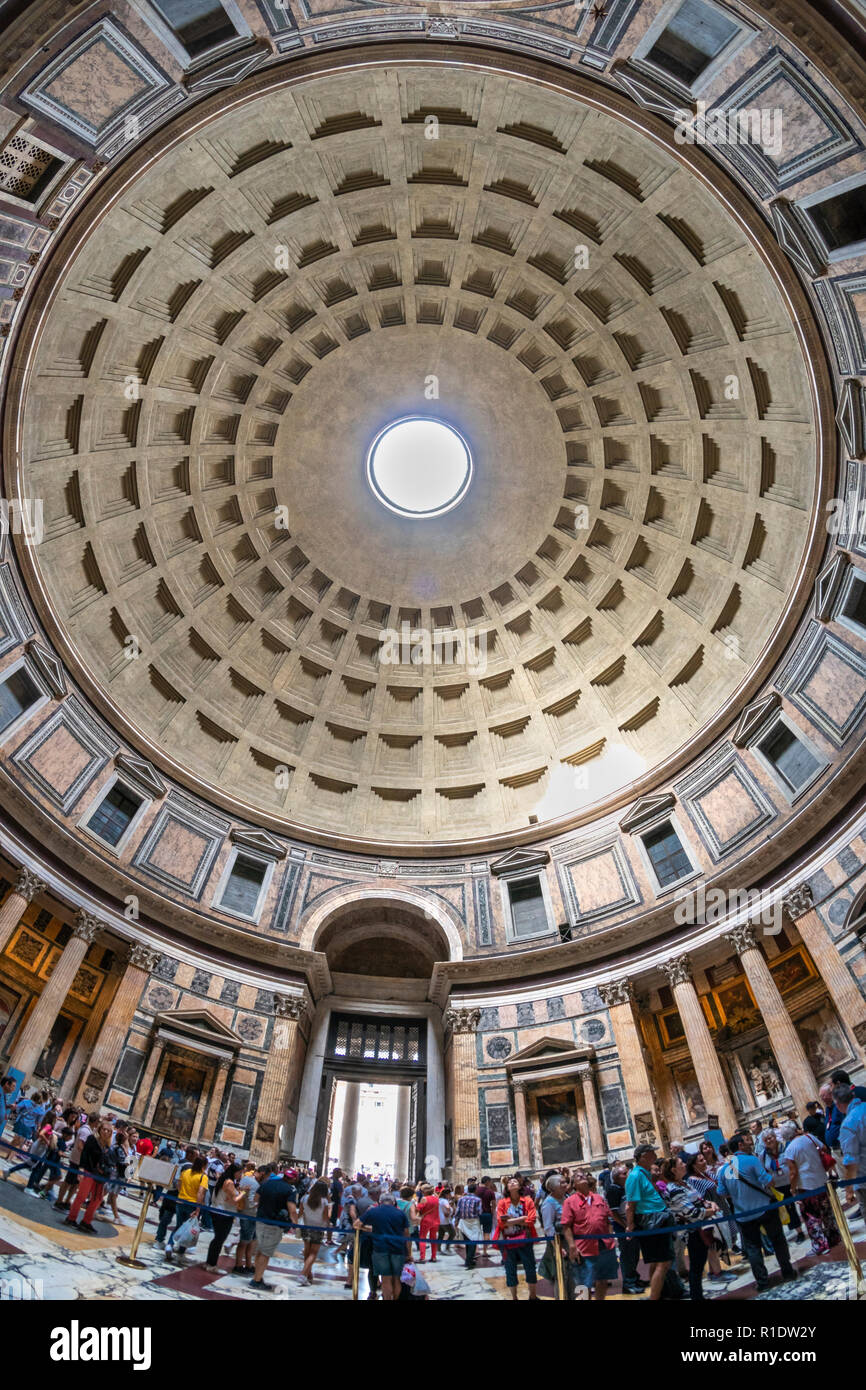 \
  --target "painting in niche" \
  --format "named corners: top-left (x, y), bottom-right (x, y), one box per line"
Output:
top-left (152, 1059), bottom-right (207, 1140)
top-left (769, 949), bottom-right (814, 997)
top-left (795, 1005), bottom-right (851, 1075)
top-left (0, 983), bottom-right (21, 1046)
top-left (674, 1065), bottom-right (707, 1126)
top-left (714, 978), bottom-right (761, 1034)
top-left (536, 1090), bottom-right (582, 1165)
top-left (739, 1044), bottom-right (785, 1106)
